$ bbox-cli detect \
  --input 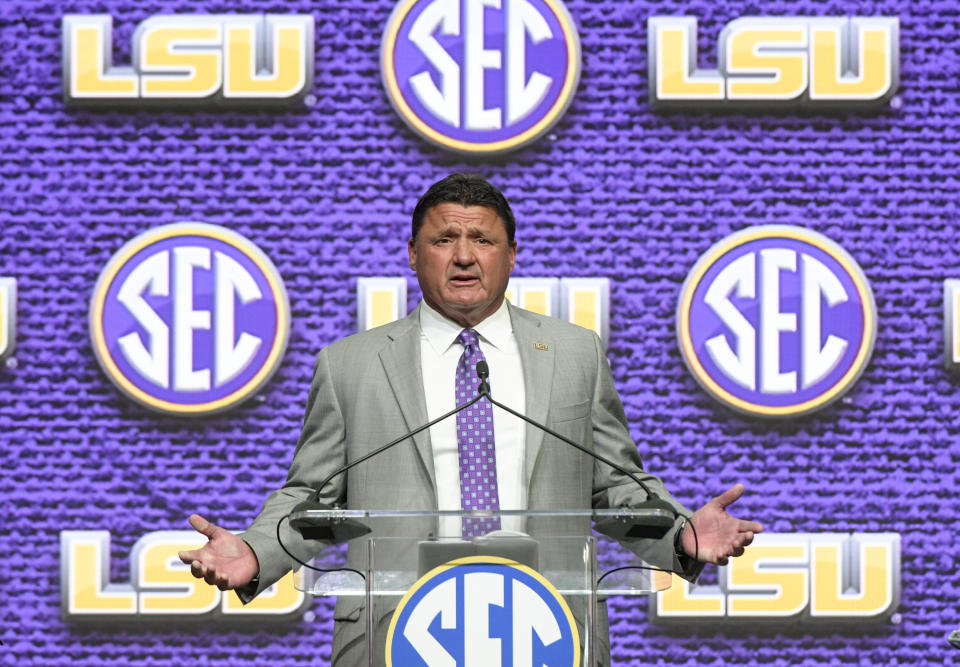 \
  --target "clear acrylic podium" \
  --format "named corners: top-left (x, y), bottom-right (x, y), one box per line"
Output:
top-left (286, 507), bottom-right (673, 667)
